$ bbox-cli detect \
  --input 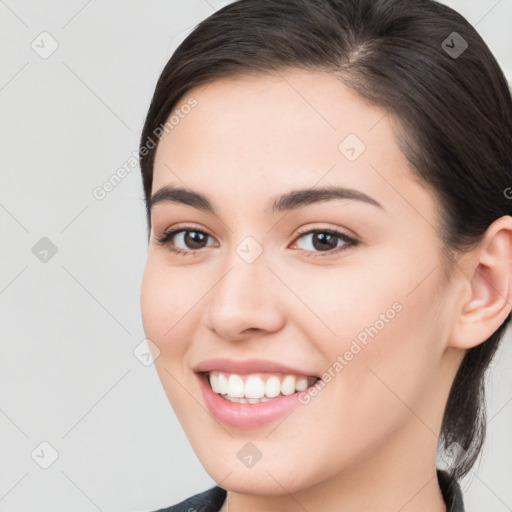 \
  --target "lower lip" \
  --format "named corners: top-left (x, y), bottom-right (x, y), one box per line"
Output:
top-left (197, 373), bottom-right (312, 428)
